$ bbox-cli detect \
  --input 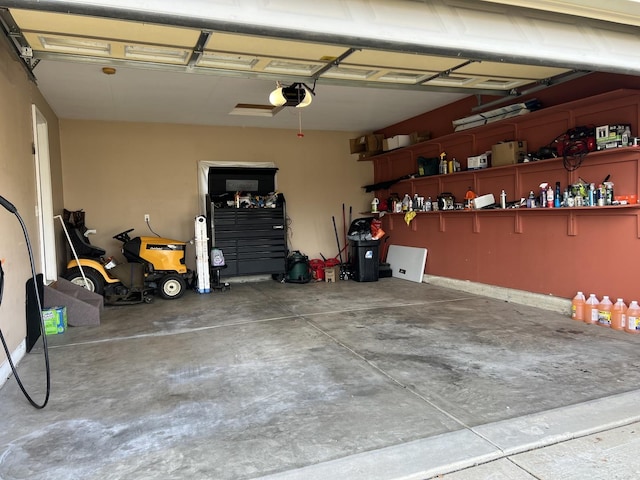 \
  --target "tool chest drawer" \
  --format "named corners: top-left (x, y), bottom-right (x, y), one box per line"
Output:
top-left (211, 206), bottom-right (287, 277)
